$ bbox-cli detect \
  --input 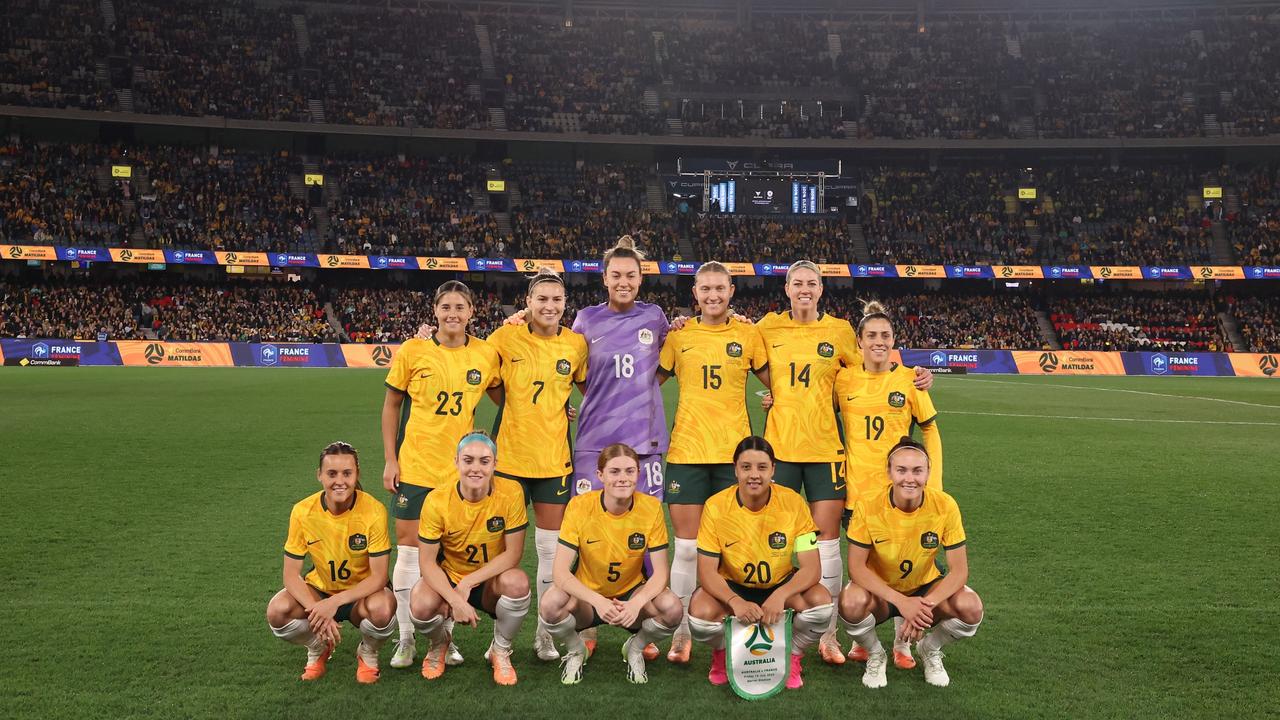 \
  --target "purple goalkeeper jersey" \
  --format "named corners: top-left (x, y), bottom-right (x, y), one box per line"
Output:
top-left (571, 301), bottom-right (670, 455)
